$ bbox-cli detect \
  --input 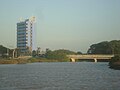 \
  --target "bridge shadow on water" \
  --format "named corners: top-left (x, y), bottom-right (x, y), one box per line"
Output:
top-left (75, 59), bottom-right (111, 62)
